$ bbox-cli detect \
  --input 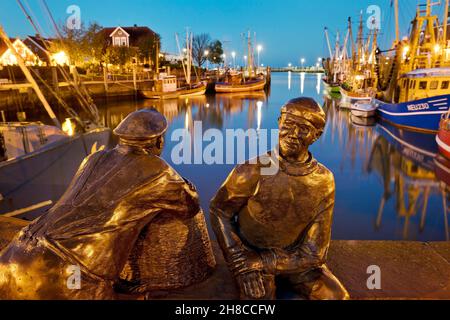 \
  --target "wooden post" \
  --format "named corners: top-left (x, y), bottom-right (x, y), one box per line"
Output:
top-left (103, 64), bottom-right (109, 94)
